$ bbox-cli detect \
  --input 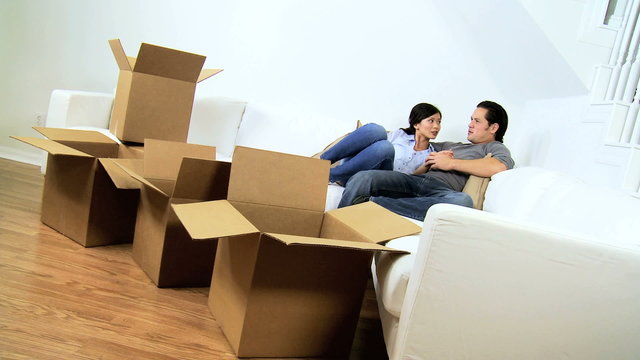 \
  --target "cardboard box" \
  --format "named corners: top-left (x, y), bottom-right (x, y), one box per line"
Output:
top-left (108, 39), bottom-right (223, 143)
top-left (115, 139), bottom-right (230, 287)
top-left (172, 146), bottom-right (421, 358)
top-left (11, 127), bottom-right (143, 247)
